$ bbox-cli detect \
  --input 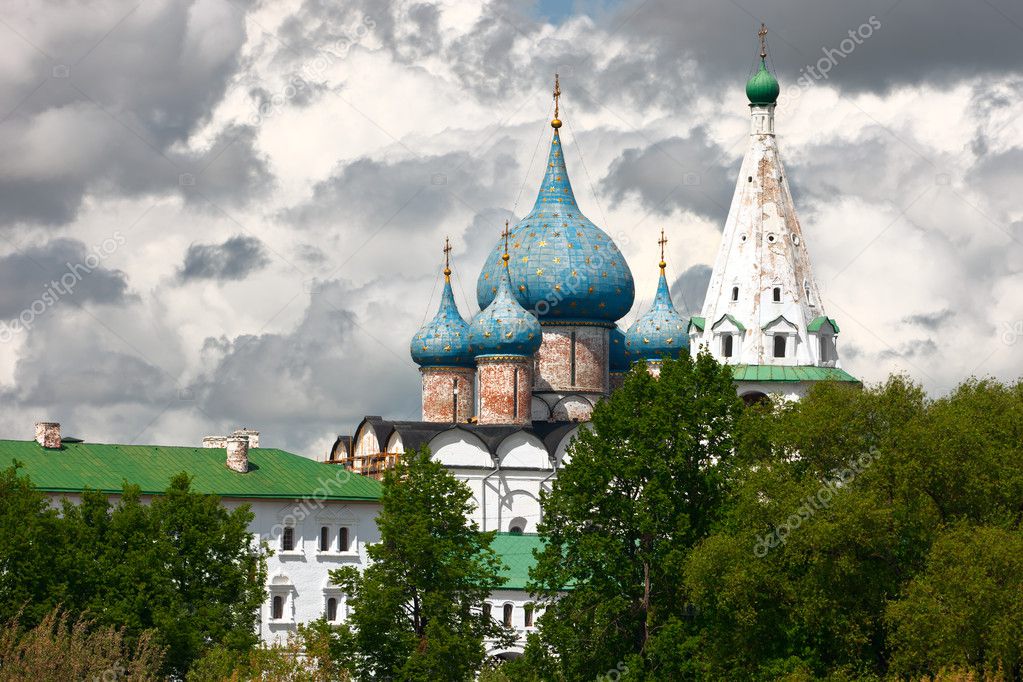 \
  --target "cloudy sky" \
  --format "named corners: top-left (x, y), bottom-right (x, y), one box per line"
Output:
top-left (0, 0), bottom-right (1021, 457)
